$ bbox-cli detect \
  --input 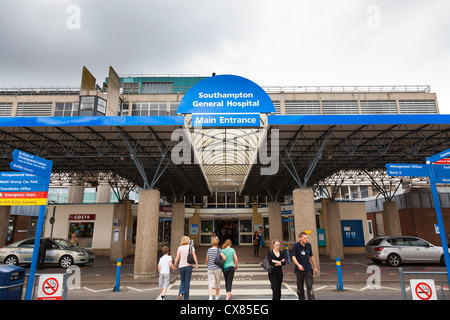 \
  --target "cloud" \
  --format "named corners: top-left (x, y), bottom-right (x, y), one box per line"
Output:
top-left (0, 0), bottom-right (448, 113)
